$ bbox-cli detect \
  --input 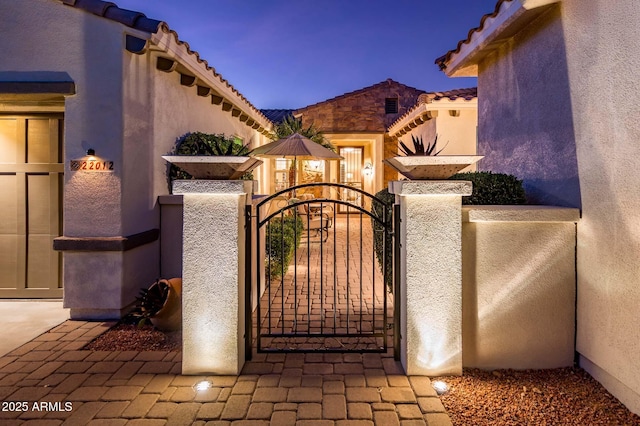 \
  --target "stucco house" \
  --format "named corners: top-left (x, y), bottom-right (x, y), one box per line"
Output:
top-left (436, 0), bottom-right (640, 414)
top-left (0, 0), bottom-right (273, 317)
top-left (265, 81), bottom-right (478, 198)
top-left (0, 0), bottom-right (479, 317)
top-left (387, 88), bottom-right (478, 164)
